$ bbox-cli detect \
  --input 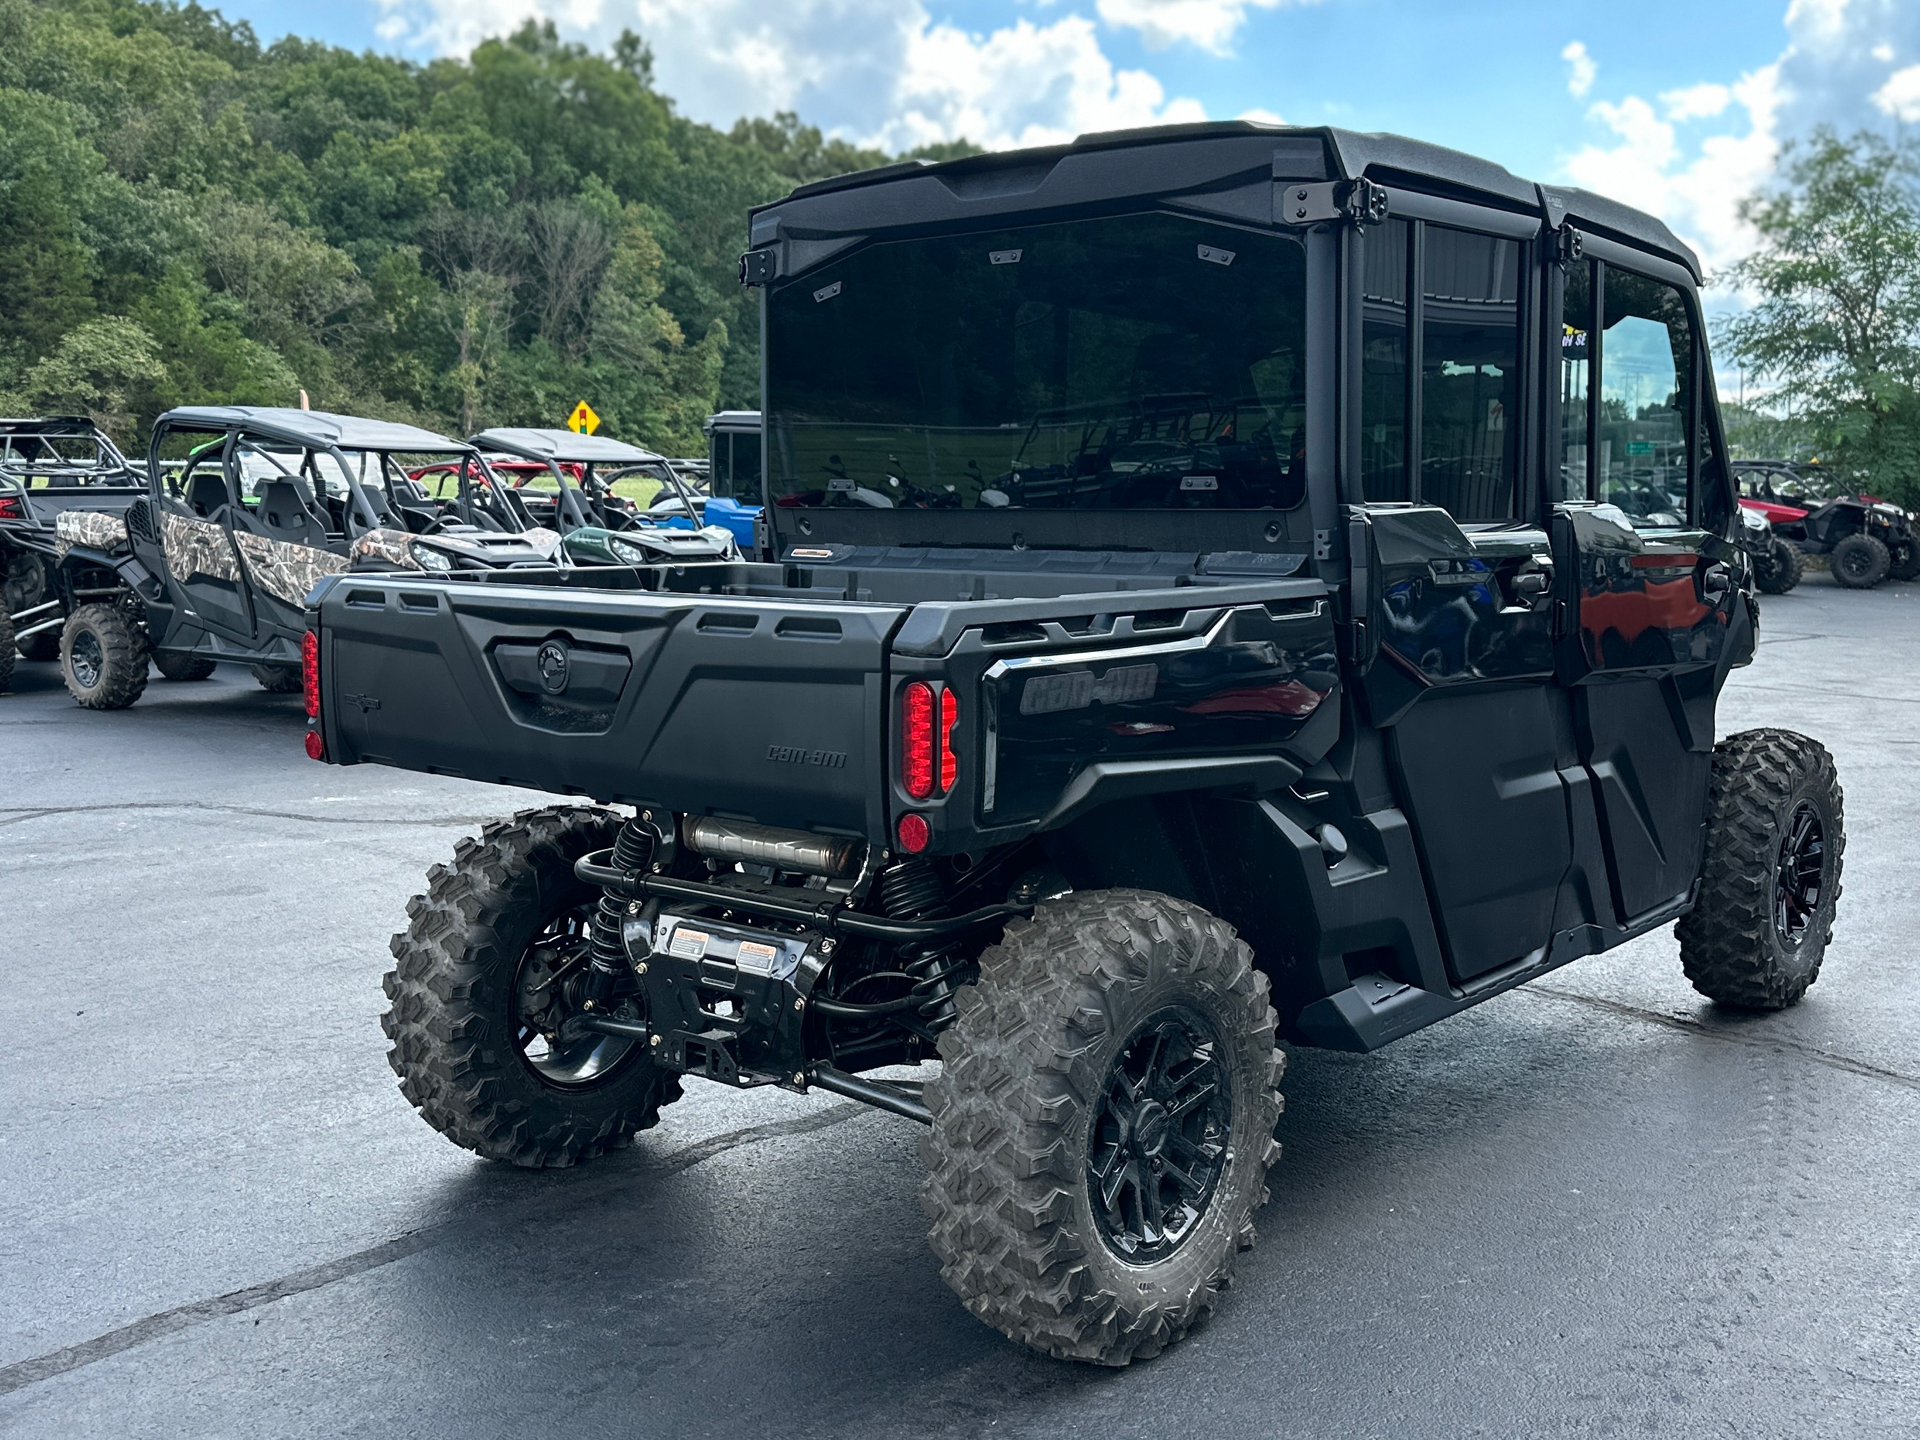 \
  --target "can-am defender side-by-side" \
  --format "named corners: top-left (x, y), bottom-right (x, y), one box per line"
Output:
top-left (48, 406), bottom-right (571, 709)
top-left (0, 417), bottom-right (146, 693)
top-left (458, 428), bottom-right (739, 566)
top-left (305, 125), bottom-right (1845, 1366)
